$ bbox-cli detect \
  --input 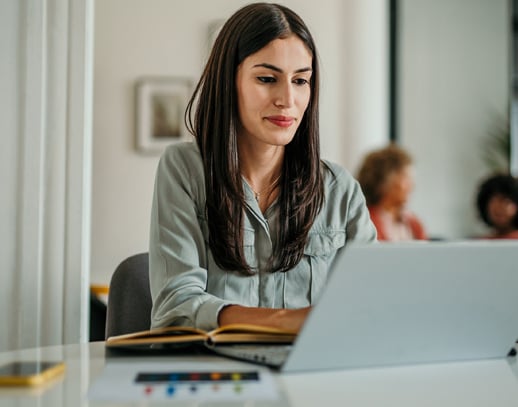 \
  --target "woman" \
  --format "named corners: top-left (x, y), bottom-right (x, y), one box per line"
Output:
top-left (476, 173), bottom-right (518, 239)
top-left (149, 3), bottom-right (376, 333)
top-left (356, 144), bottom-right (427, 241)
